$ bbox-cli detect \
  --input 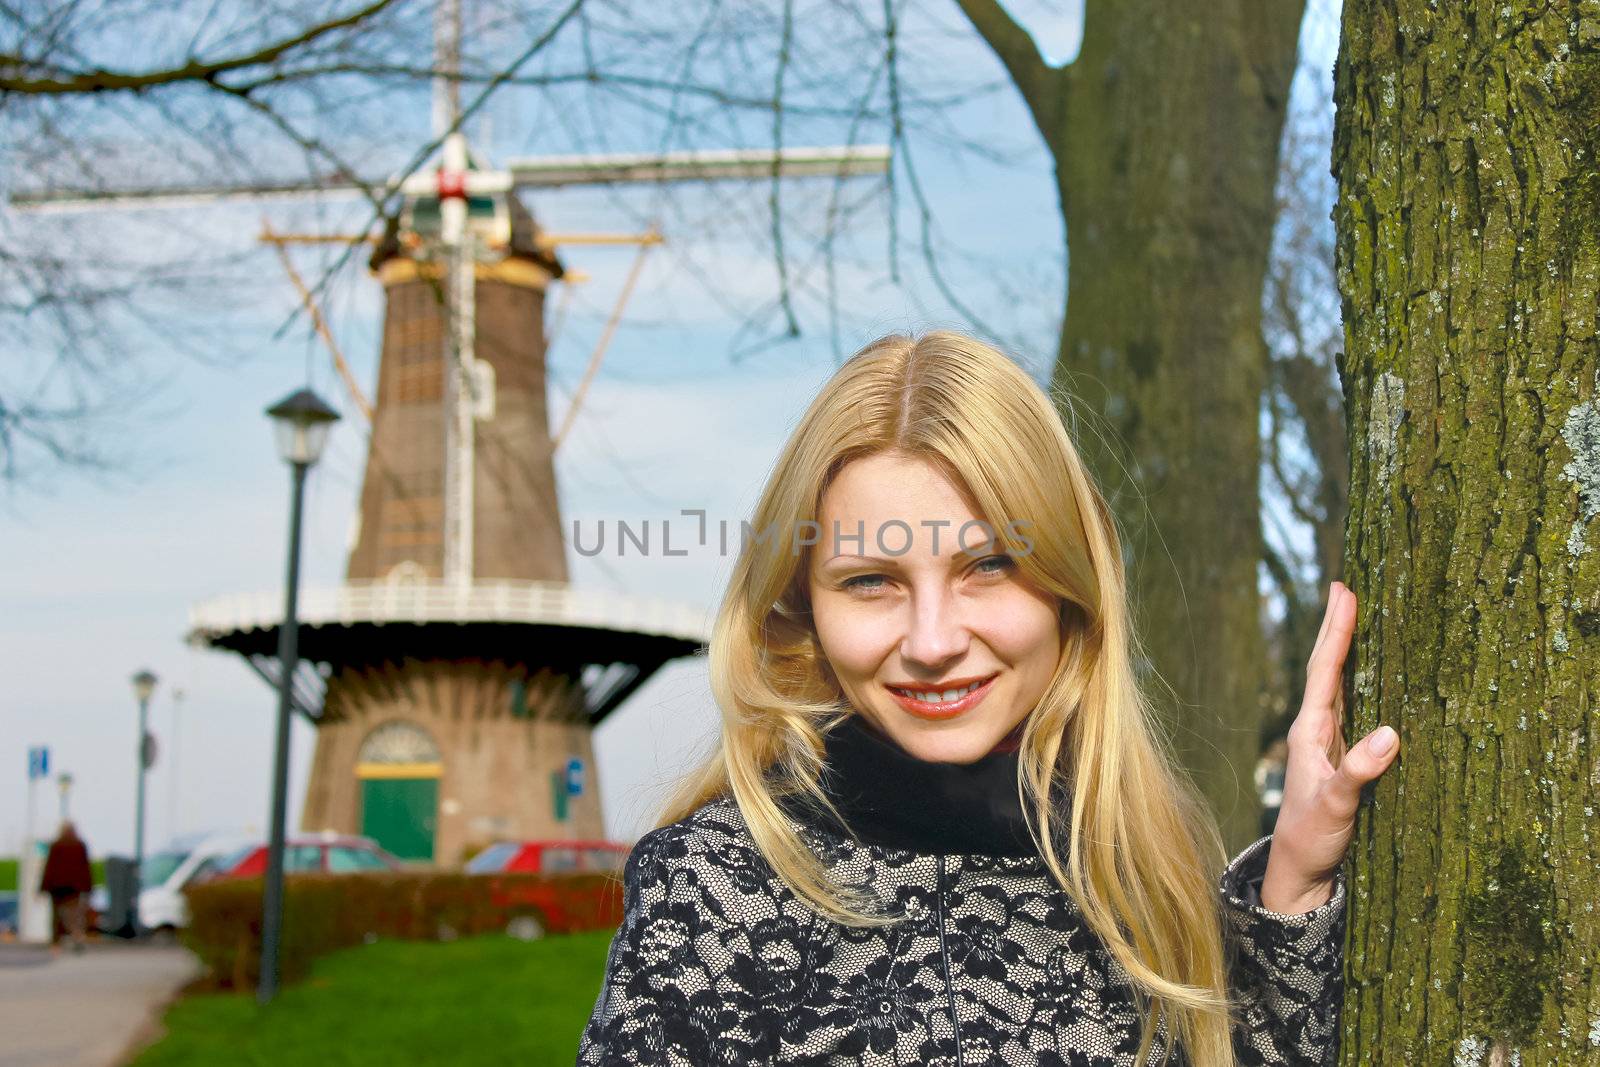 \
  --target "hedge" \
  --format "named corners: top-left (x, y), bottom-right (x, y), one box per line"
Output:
top-left (182, 870), bottom-right (623, 992)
